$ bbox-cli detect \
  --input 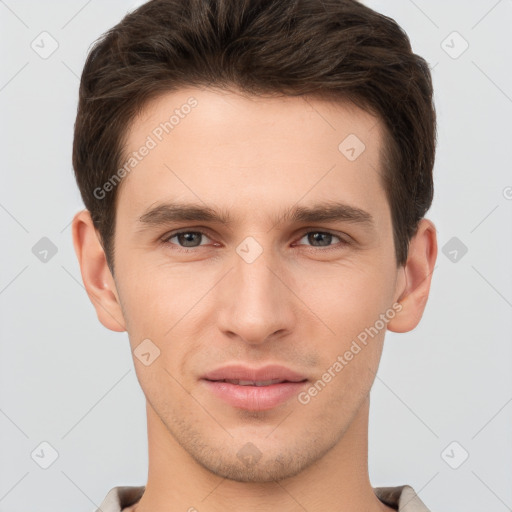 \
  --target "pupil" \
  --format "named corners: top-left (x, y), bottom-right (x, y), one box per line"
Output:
top-left (309, 232), bottom-right (331, 246)
top-left (178, 232), bottom-right (201, 247)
